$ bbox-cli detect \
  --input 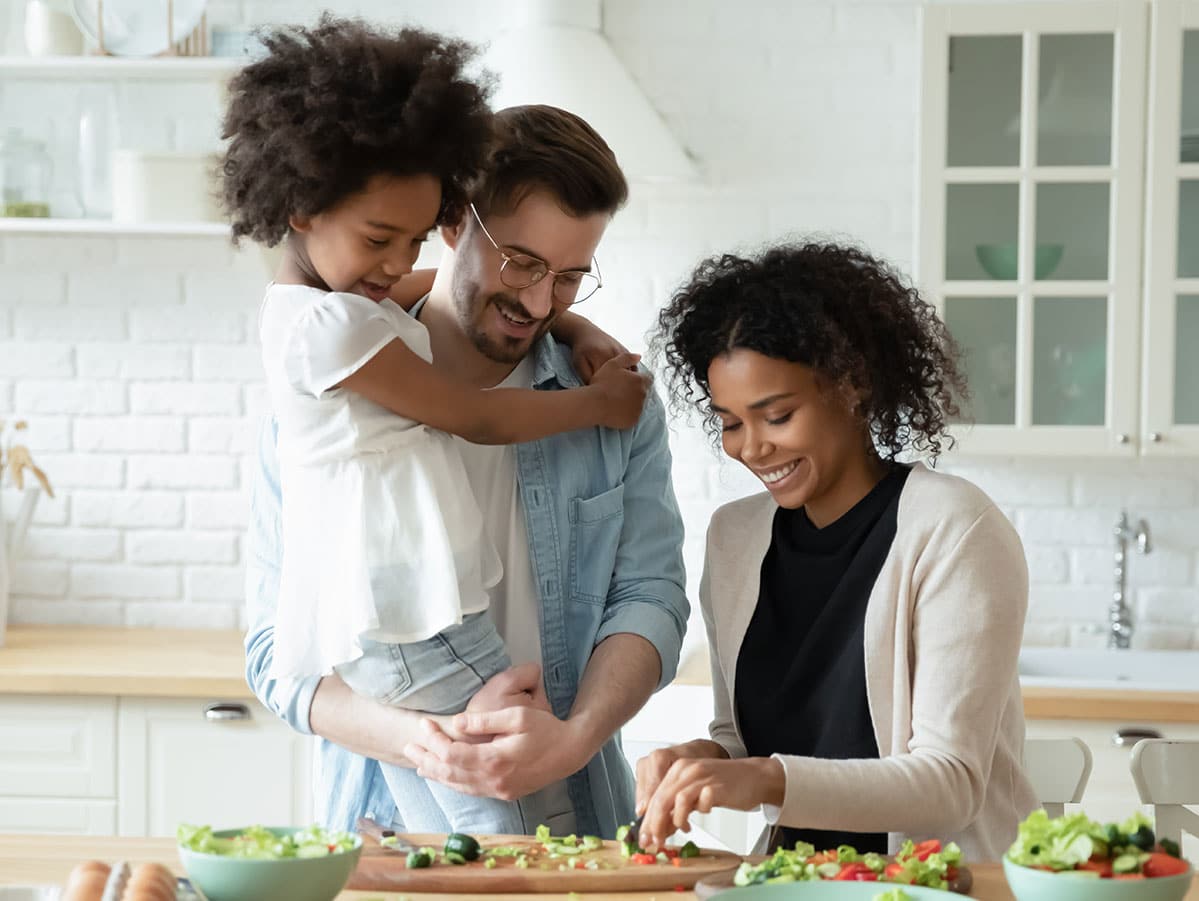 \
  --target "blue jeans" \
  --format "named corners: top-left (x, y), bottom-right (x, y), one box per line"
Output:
top-left (335, 612), bottom-right (528, 834)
